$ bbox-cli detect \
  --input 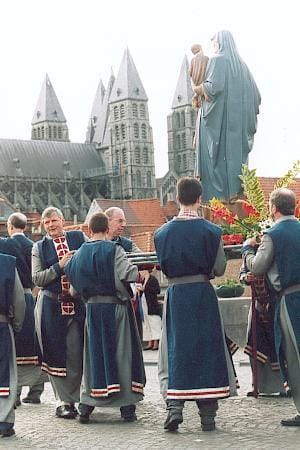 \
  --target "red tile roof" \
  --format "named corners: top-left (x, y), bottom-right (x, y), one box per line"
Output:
top-left (131, 231), bottom-right (155, 252)
top-left (258, 177), bottom-right (300, 201)
top-left (88, 198), bottom-right (166, 226)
